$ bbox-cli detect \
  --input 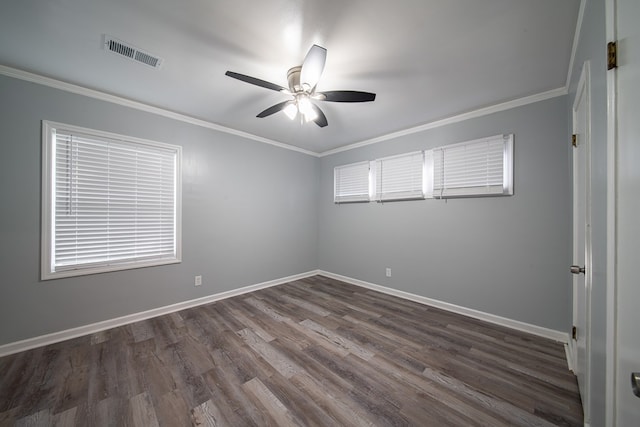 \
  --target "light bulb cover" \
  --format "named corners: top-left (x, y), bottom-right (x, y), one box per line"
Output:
top-left (283, 103), bottom-right (298, 120)
top-left (298, 97), bottom-right (313, 115)
top-left (303, 107), bottom-right (318, 122)
top-left (297, 97), bottom-right (317, 122)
